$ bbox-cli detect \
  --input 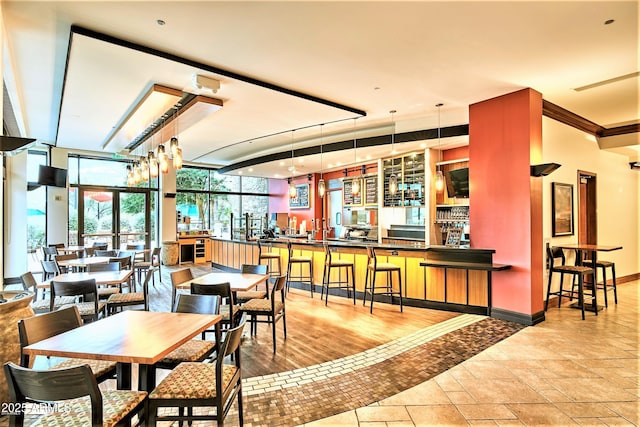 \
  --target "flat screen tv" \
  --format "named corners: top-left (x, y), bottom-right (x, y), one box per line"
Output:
top-left (37, 165), bottom-right (67, 188)
top-left (445, 167), bottom-right (469, 198)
